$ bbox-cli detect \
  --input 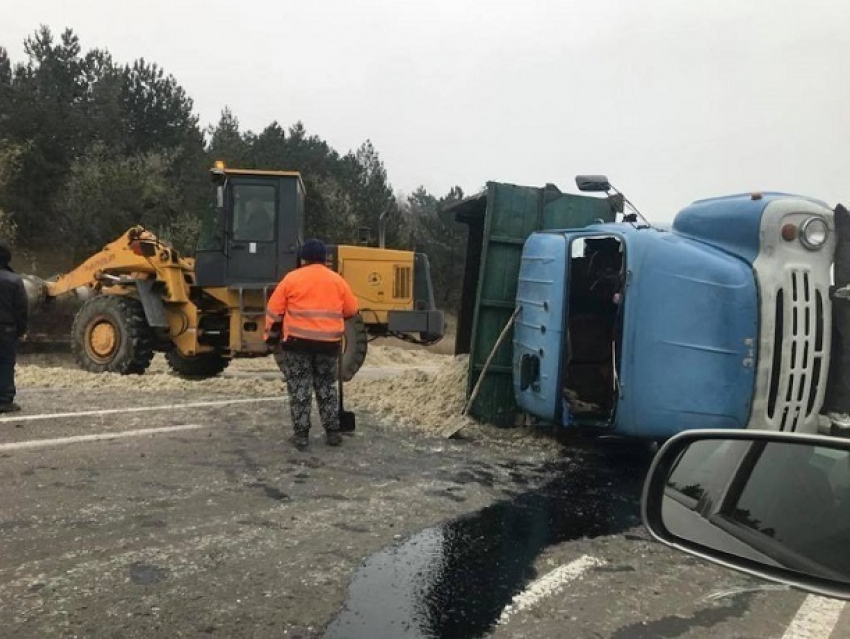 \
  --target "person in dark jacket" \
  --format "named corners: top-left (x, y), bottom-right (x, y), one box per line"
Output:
top-left (0, 244), bottom-right (27, 412)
